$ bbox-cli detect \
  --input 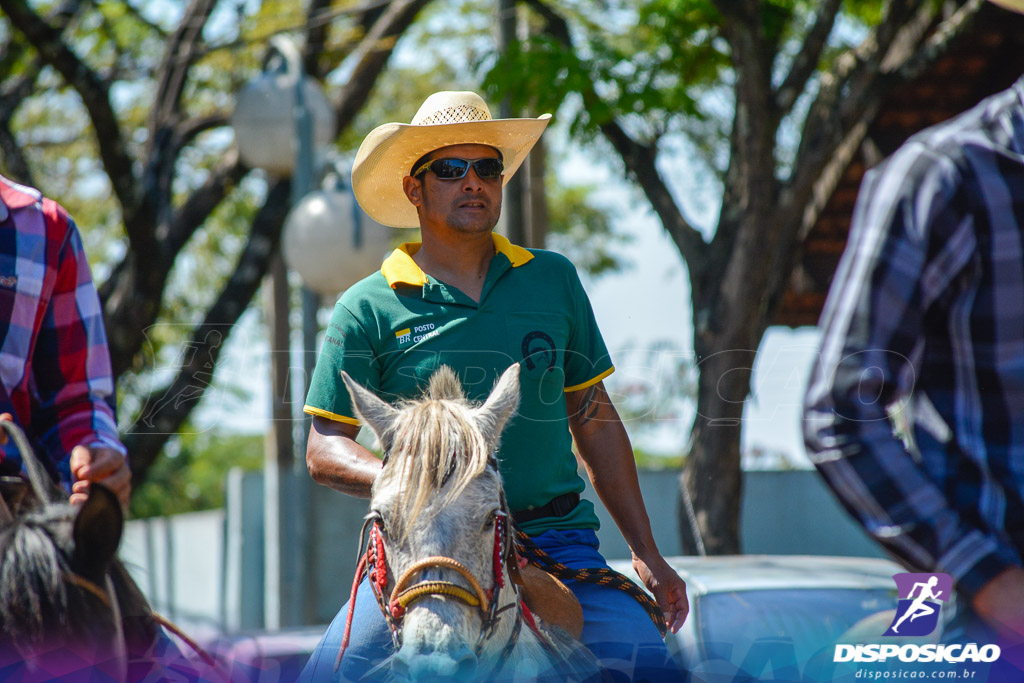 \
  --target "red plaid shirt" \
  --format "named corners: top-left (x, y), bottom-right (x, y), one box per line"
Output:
top-left (0, 175), bottom-right (123, 489)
